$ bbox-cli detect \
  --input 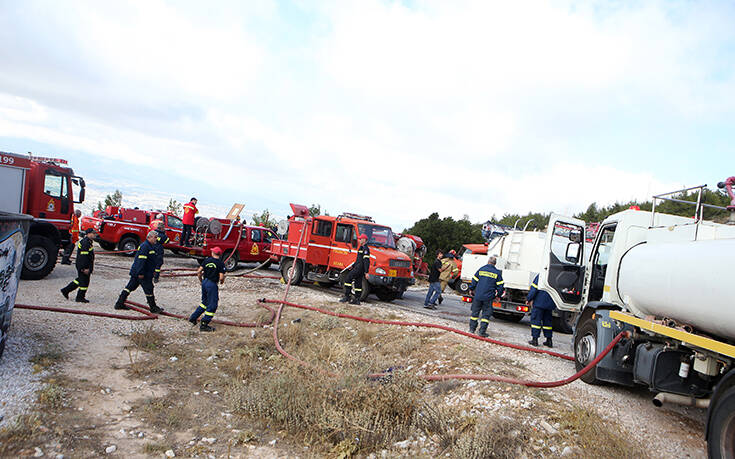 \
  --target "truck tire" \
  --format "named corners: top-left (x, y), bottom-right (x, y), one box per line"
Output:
top-left (359, 277), bottom-right (370, 301)
top-left (574, 312), bottom-right (602, 385)
top-left (280, 259), bottom-right (303, 285)
top-left (553, 310), bottom-right (576, 334)
top-left (118, 236), bottom-right (139, 256)
top-left (98, 241), bottom-right (116, 251)
top-left (223, 250), bottom-right (239, 271)
top-left (707, 386), bottom-right (735, 459)
top-left (21, 235), bottom-right (58, 280)
top-left (457, 281), bottom-right (470, 295)
top-left (375, 289), bottom-right (398, 302)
